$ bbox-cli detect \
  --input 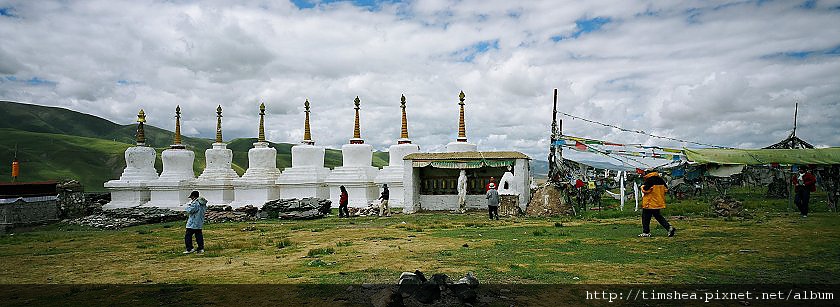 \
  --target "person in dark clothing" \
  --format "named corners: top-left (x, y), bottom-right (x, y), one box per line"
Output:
top-left (338, 186), bottom-right (349, 218)
top-left (486, 183), bottom-right (500, 220)
top-left (378, 184), bottom-right (390, 217)
top-left (639, 171), bottom-right (676, 237)
top-left (792, 166), bottom-right (817, 218)
top-left (184, 190), bottom-right (208, 253)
